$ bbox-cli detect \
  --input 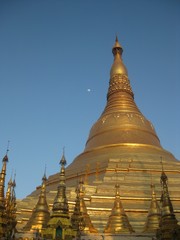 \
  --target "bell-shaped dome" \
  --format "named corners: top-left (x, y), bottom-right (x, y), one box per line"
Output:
top-left (84, 37), bottom-right (161, 151)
